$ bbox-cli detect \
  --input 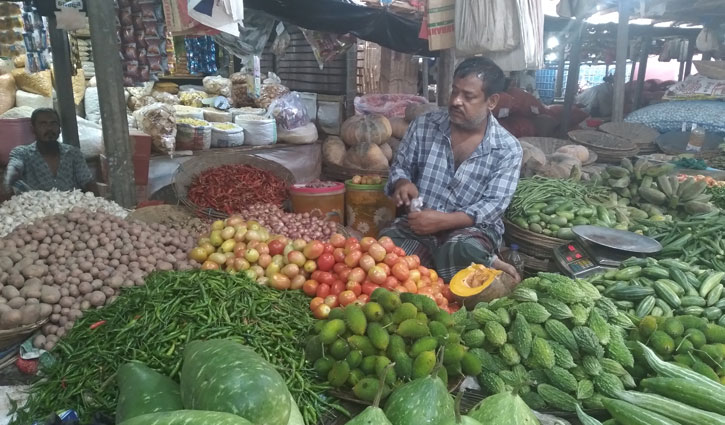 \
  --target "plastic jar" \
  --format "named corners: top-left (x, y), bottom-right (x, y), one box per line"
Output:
top-left (290, 182), bottom-right (345, 224)
top-left (345, 180), bottom-right (396, 237)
